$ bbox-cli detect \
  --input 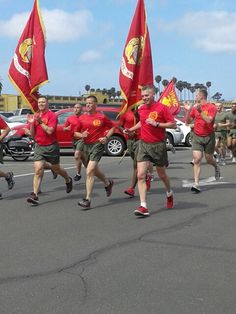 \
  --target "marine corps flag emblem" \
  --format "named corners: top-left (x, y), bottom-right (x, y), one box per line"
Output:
top-left (158, 80), bottom-right (181, 115)
top-left (119, 0), bottom-right (153, 115)
top-left (8, 0), bottom-right (48, 112)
